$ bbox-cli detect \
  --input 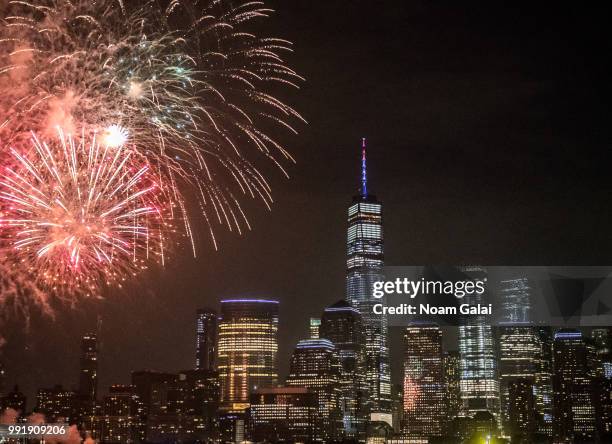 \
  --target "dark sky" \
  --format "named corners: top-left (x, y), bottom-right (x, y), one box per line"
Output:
top-left (2, 1), bottom-right (612, 403)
